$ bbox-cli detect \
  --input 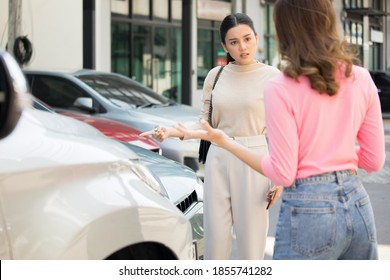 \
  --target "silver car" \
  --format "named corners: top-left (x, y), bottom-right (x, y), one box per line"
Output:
top-left (24, 70), bottom-right (204, 178)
